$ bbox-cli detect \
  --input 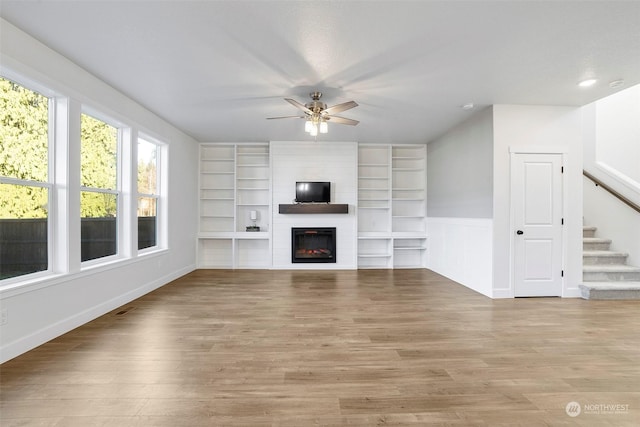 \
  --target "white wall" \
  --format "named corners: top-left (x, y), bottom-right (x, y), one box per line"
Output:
top-left (595, 84), bottom-right (640, 188)
top-left (492, 105), bottom-right (583, 298)
top-left (427, 218), bottom-right (493, 297)
top-left (270, 141), bottom-right (358, 269)
top-left (426, 108), bottom-right (494, 296)
top-left (427, 107), bottom-right (494, 218)
top-left (0, 20), bottom-right (198, 362)
top-left (583, 88), bottom-right (640, 206)
top-left (582, 86), bottom-right (640, 267)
